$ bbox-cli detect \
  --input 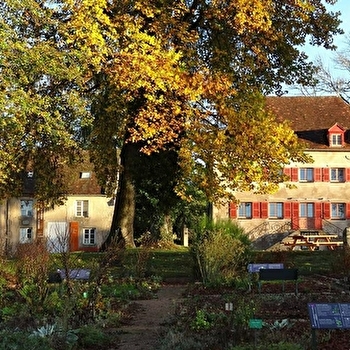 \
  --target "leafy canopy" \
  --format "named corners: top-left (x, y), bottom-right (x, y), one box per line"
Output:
top-left (0, 0), bottom-right (342, 205)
